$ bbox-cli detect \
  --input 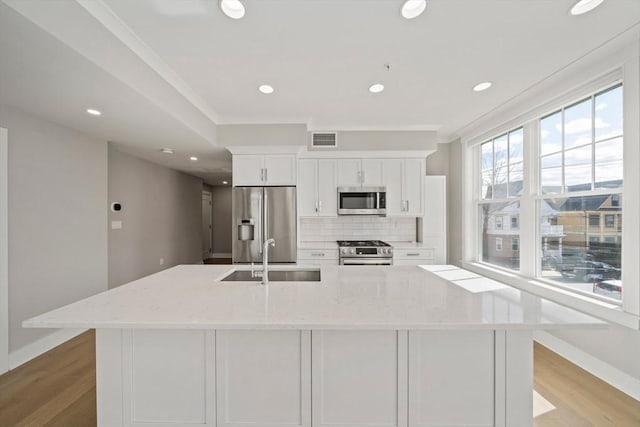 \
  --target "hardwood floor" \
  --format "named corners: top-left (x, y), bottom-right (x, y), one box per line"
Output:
top-left (1, 333), bottom-right (638, 426)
